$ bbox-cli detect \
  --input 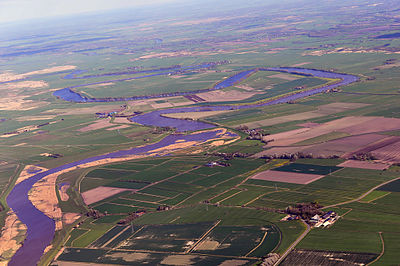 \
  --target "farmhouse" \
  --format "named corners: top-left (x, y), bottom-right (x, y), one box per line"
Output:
top-left (313, 211), bottom-right (338, 228)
